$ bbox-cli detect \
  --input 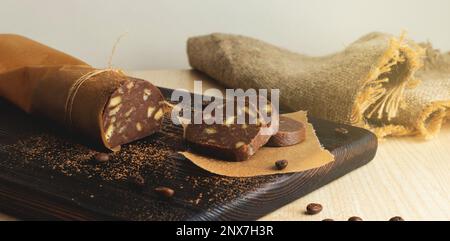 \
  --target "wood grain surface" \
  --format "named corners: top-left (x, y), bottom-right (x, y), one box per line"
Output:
top-left (1, 69), bottom-right (448, 221)
top-left (260, 123), bottom-right (450, 221)
top-left (130, 70), bottom-right (450, 221)
top-left (0, 83), bottom-right (376, 220)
